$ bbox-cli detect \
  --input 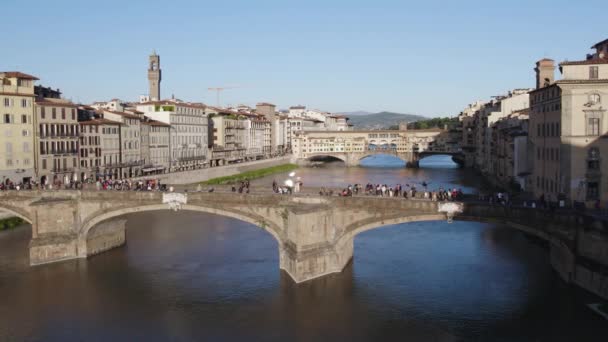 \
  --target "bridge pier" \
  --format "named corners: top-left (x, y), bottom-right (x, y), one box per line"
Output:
top-left (280, 237), bottom-right (353, 283)
top-left (406, 160), bottom-right (419, 168)
top-left (277, 206), bottom-right (354, 283)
